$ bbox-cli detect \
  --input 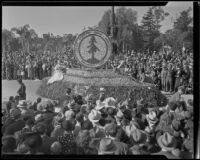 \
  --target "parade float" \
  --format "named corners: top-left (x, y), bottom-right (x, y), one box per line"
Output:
top-left (37, 30), bottom-right (167, 107)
